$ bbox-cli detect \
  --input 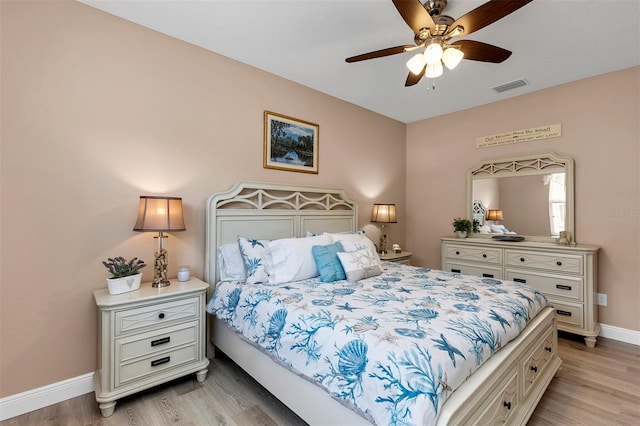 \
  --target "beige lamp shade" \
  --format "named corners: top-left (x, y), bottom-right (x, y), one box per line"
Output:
top-left (133, 196), bottom-right (186, 232)
top-left (486, 209), bottom-right (504, 221)
top-left (371, 204), bottom-right (397, 223)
